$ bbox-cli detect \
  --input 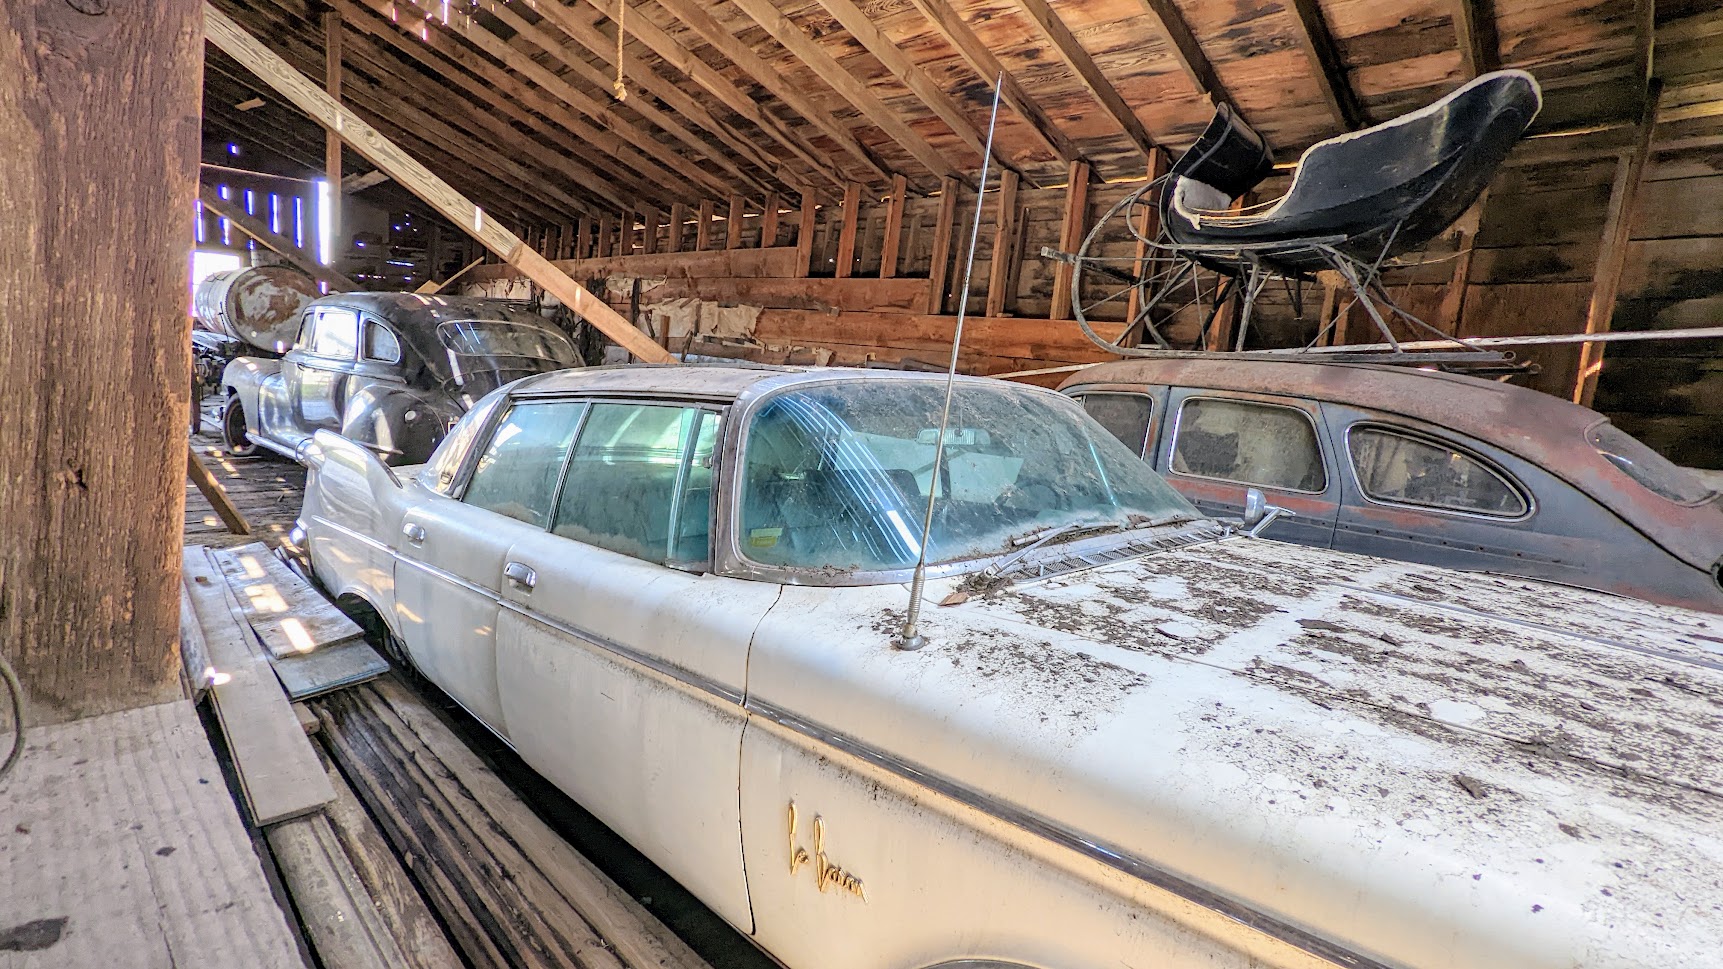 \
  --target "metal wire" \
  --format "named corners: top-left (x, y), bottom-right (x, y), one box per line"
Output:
top-left (0, 652), bottom-right (23, 782)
